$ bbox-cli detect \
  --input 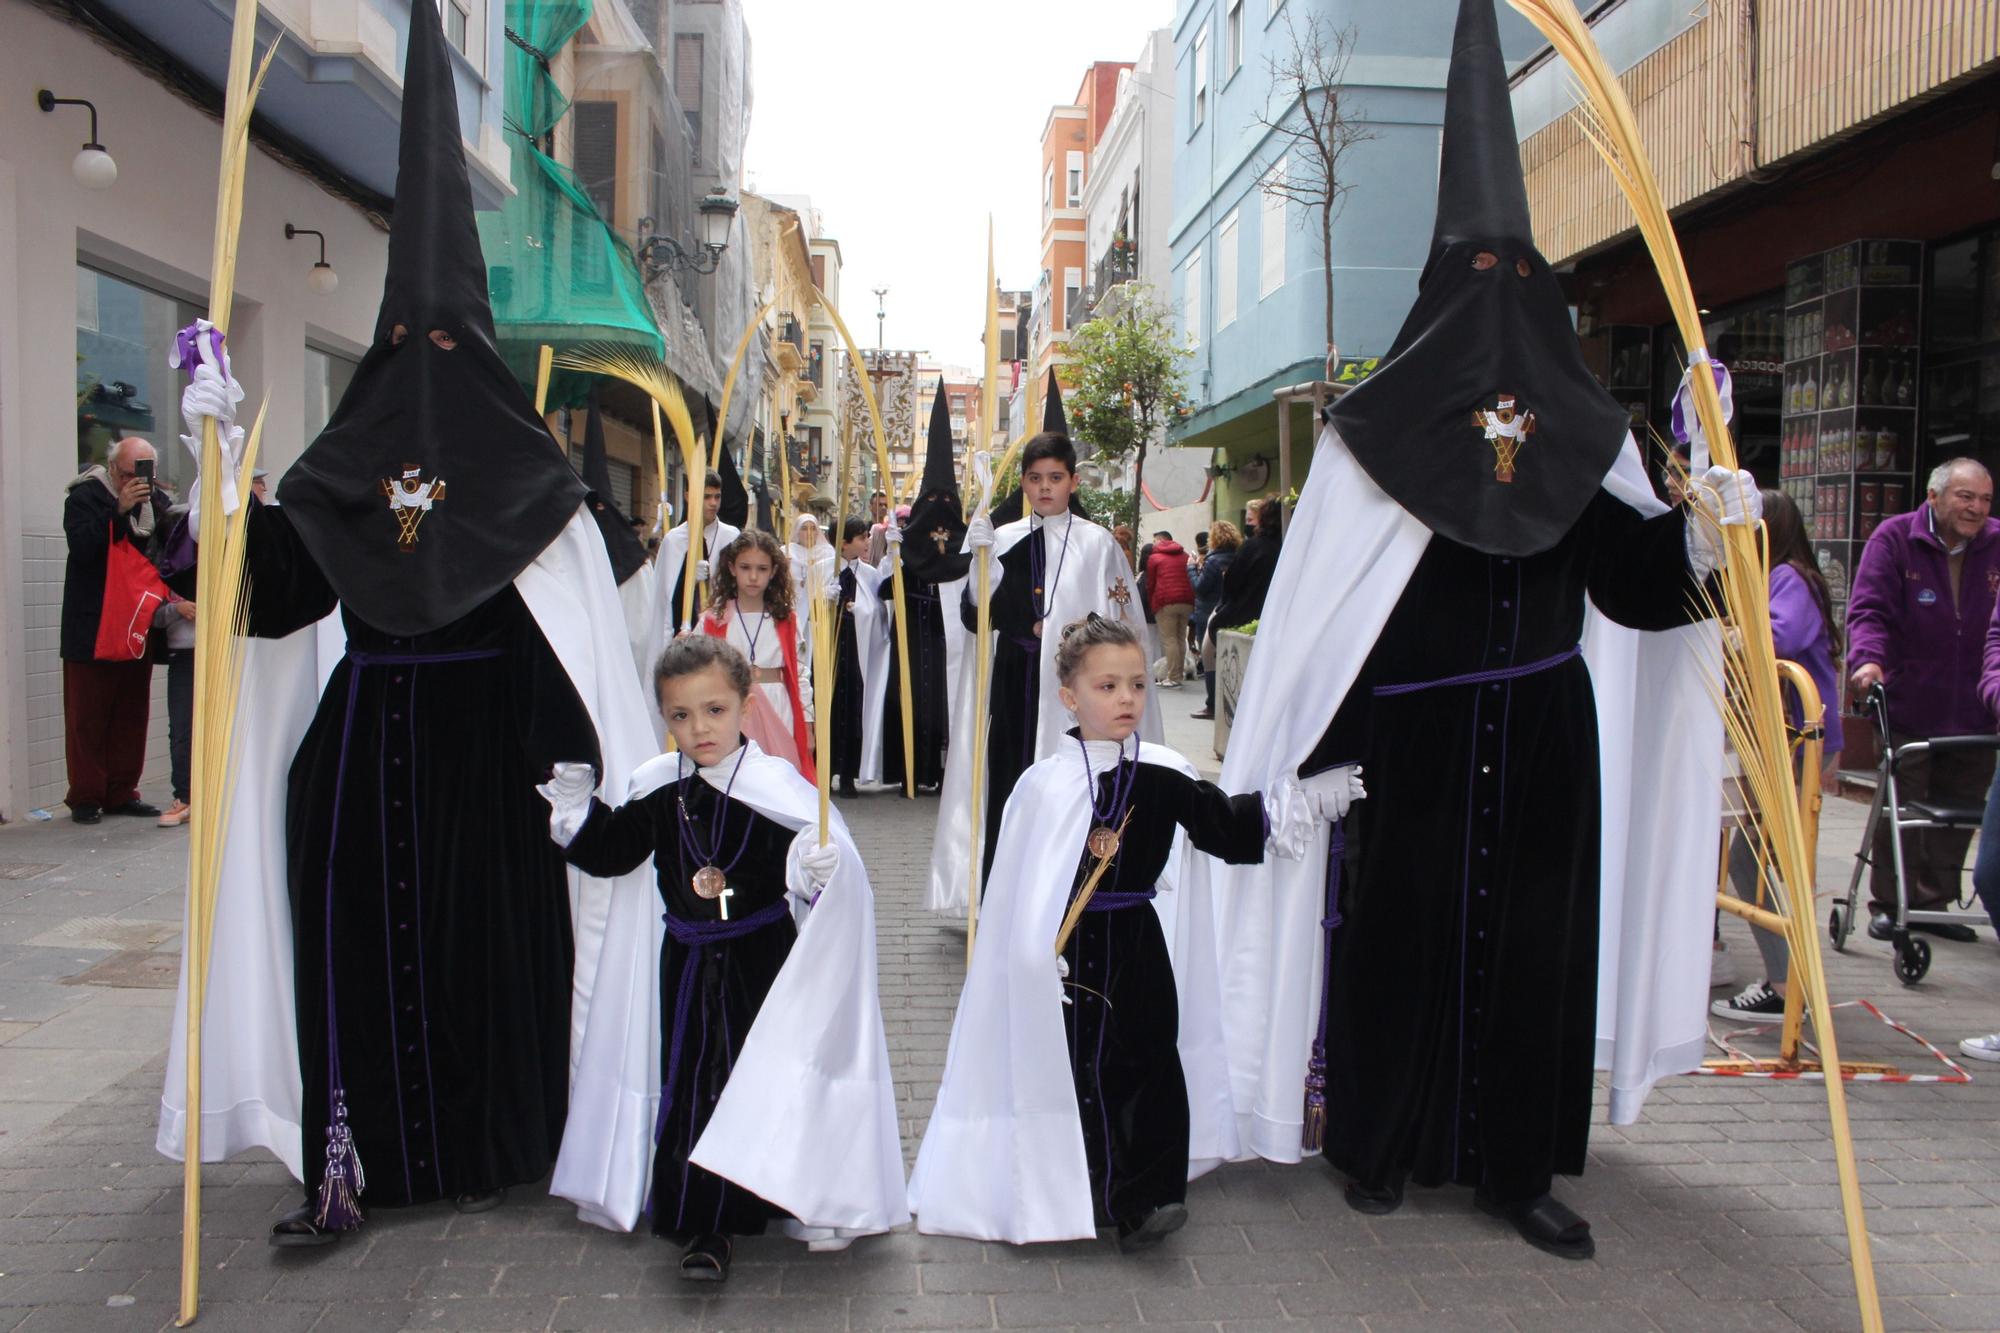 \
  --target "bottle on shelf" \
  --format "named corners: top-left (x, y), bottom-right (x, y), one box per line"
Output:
top-left (1861, 356), bottom-right (1879, 405)
top-left (1896, 355), bottom-right (1914, 406)
top-left (1838, 360), bottom-right (1853, 407)
top-left (1804, 365), bottom-right (1818, 411)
